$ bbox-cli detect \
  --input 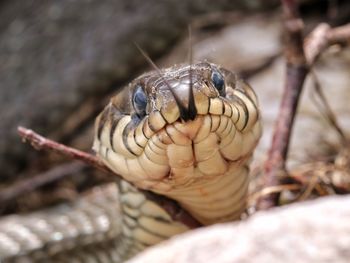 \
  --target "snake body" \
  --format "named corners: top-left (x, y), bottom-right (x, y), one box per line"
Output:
top-left (0, 62), bottom-right (261, 262)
